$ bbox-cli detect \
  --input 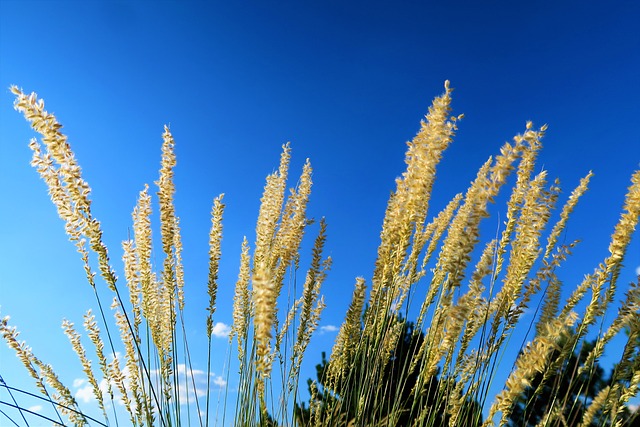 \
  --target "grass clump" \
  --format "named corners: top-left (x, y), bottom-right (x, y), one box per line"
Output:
top-left (1, 82), bottom-right (639, 427)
